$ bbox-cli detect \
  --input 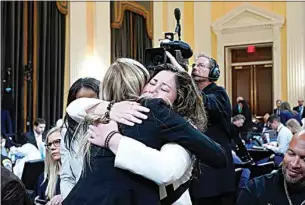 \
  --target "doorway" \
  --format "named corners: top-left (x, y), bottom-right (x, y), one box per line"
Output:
top-left (230, 45), bottom-right (273, 117)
